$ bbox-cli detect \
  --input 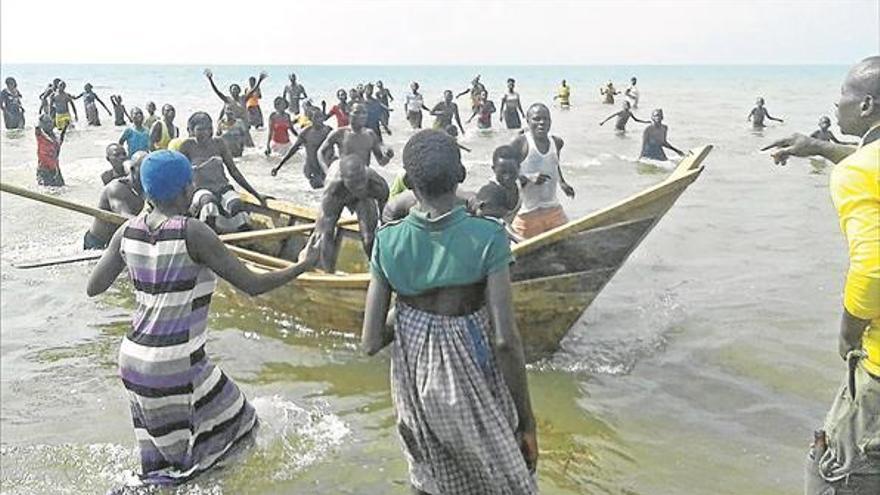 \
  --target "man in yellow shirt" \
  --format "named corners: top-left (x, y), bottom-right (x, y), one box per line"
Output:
top-left (764, 56), bottom-right (880, 495)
